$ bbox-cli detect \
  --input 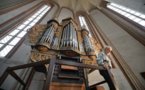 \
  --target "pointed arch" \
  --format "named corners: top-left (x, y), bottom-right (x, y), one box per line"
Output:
top-left (57, 7), bottom-right (74, 23)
